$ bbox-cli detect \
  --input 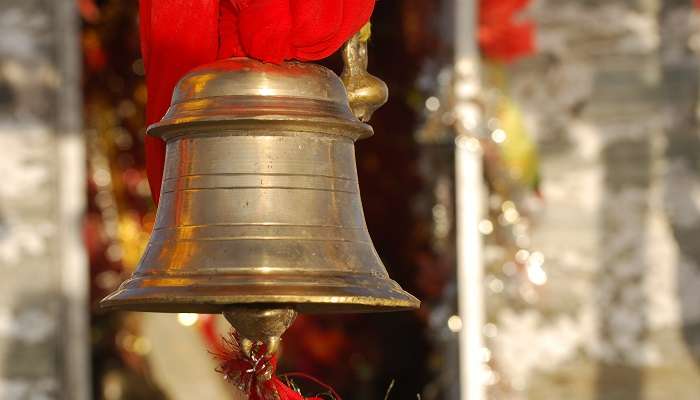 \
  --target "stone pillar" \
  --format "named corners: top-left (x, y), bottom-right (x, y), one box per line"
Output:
top-left (488, 0), bottom-right (700, 398)
top-left (0, 1), bottom-right (88, 399)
